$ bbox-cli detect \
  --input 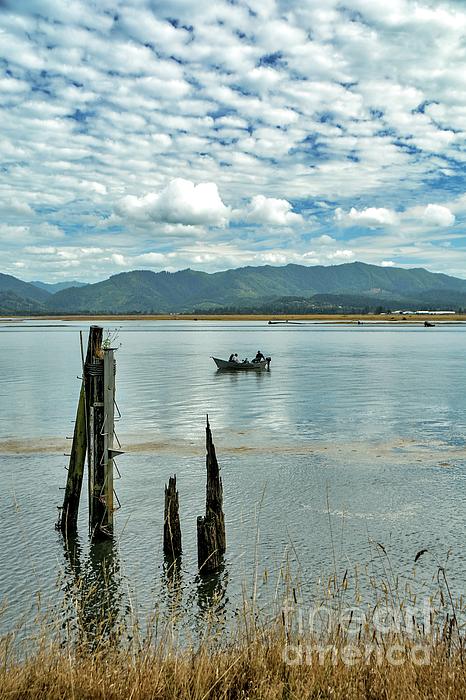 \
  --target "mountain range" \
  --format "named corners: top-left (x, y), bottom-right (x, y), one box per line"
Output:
top-left (30, 280), bottom-right (88, 293)
top-left (1, 262), bottom-right (466, 315)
